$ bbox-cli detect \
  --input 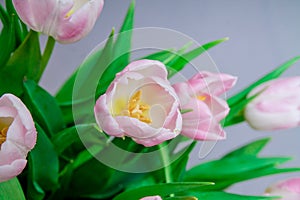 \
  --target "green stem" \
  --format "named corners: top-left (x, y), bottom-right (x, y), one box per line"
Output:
top-left (38, 36), bottom-right (55, 81)
top-left (159, 143), bottom-right (173, 183)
